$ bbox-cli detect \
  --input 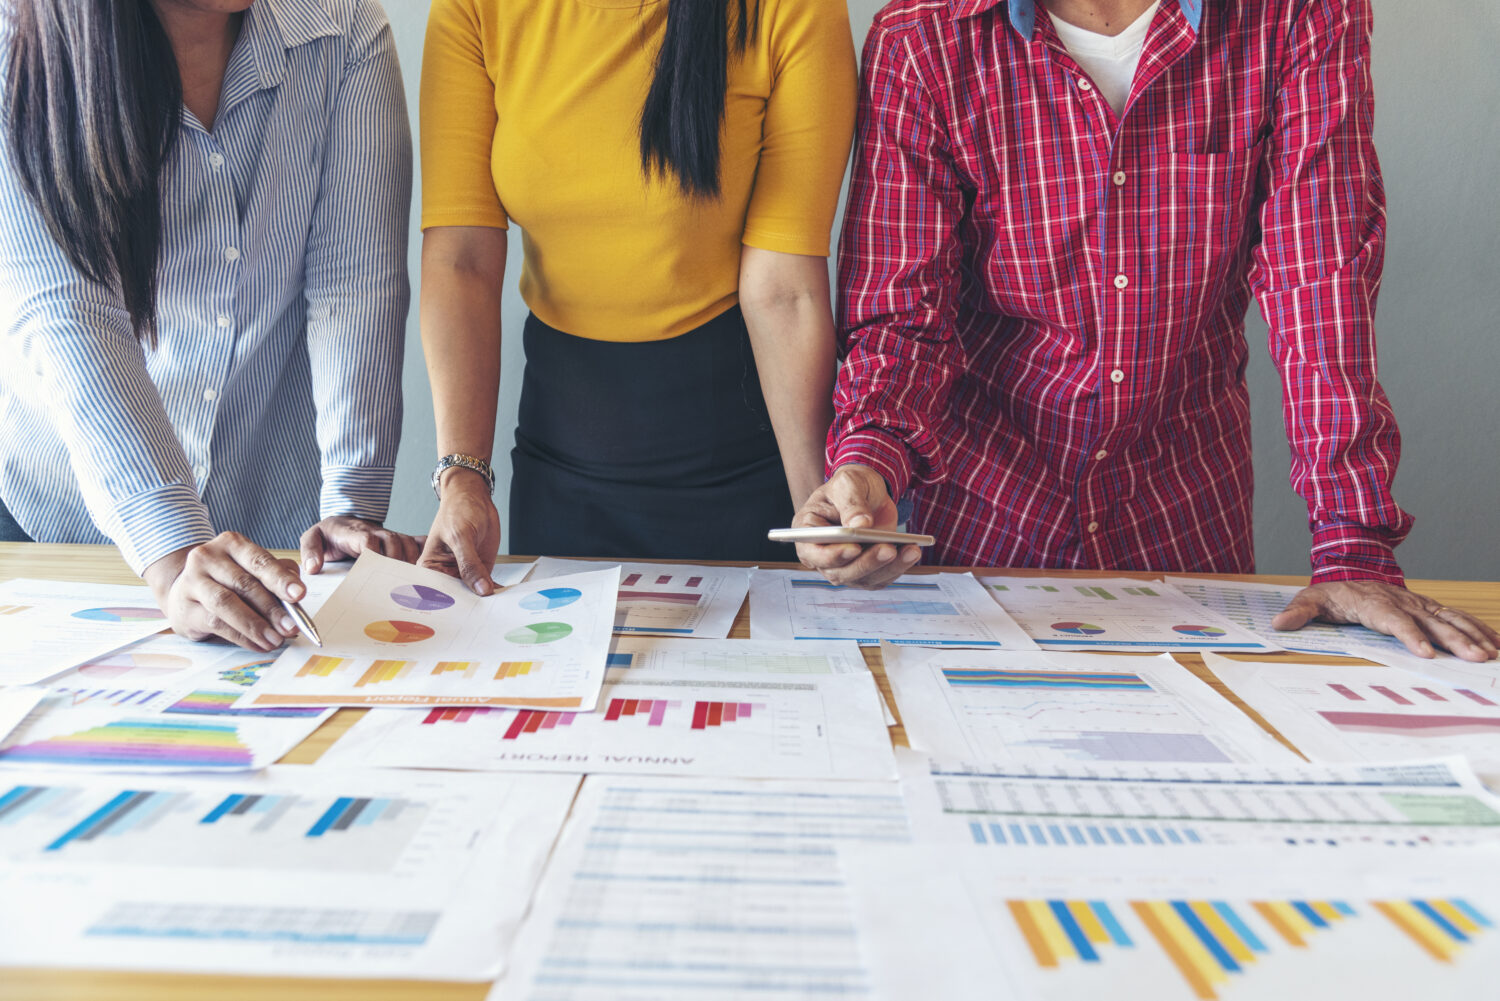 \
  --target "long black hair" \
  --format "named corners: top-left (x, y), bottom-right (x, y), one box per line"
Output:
top-left (639, 0), bottom-right (759, 199)
top-left (4, 0), bottom-right (183, 343)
